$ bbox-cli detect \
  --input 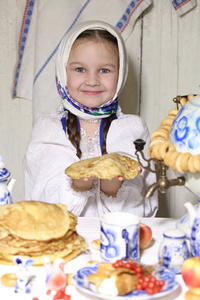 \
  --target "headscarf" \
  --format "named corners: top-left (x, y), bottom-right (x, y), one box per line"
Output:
top-left (55, 20), bottom-right (128, 120)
